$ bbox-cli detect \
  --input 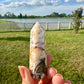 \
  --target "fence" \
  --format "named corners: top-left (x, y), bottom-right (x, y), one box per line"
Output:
top-left (0, 22), bottom-right (84, 31)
